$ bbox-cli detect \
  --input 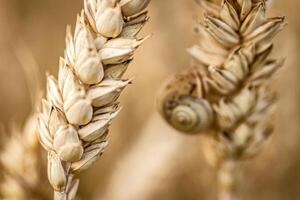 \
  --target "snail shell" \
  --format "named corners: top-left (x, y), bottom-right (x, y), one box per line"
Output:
top-left (157, 67), bottom-right (214, 134)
